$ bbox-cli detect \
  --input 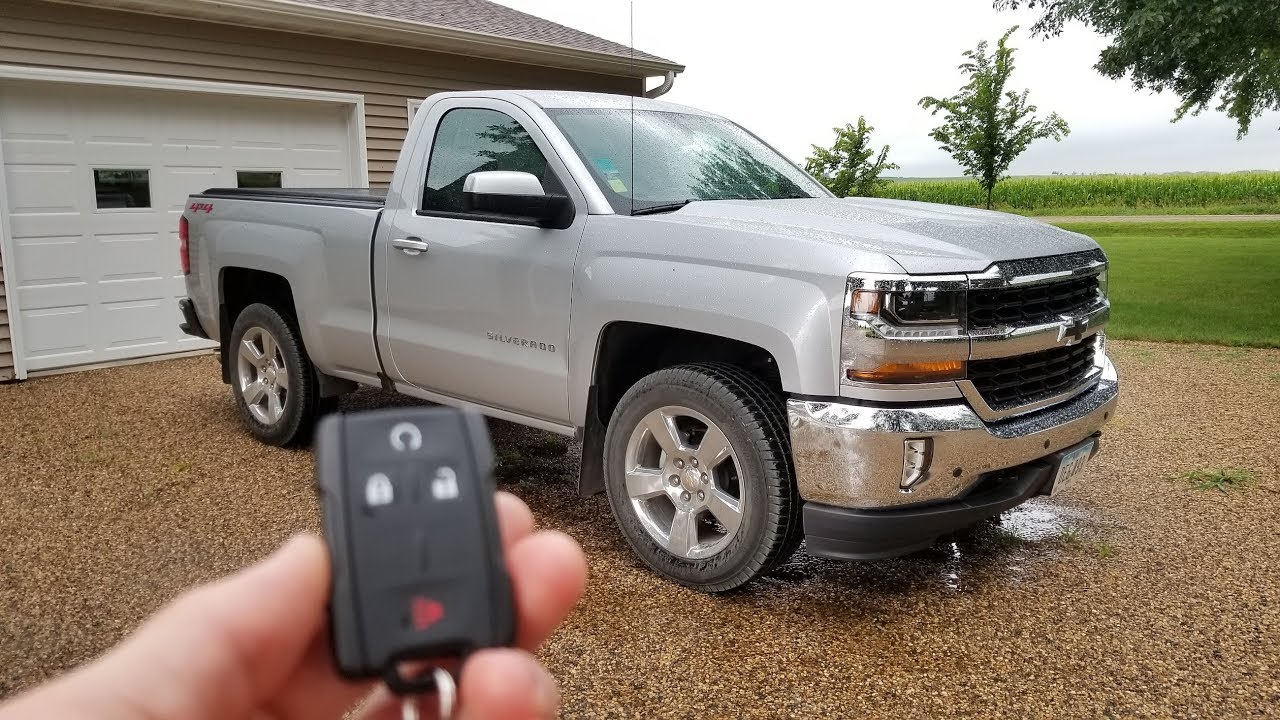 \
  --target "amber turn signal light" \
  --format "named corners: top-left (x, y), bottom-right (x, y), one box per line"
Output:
top-left (849, 290), bottom-right (882, 316)
top-left (847, 360), bottom-right (965, 383)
